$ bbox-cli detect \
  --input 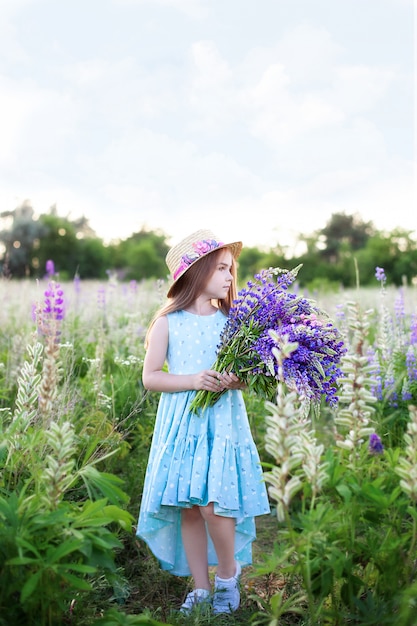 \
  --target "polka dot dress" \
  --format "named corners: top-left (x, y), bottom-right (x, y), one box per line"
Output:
top-left (136, 309), bottom-right (270, 576)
